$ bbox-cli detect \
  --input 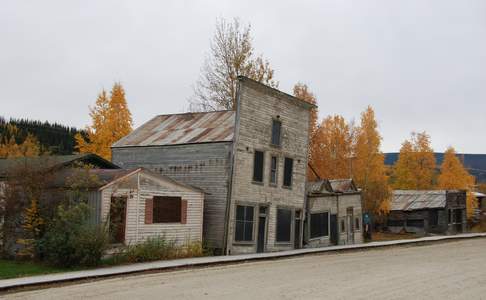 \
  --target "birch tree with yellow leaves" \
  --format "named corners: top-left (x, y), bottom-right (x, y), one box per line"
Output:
top-left (352, 106), bottom-right (391, 215)
top-left (75, 83), bottom-right (133, 160)
top-left (392, 132), bottom-right (436, 190)
top-left (438, 147), bottom-right (477, 219)
top-left (310, 115), bottom-right (353, 180)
